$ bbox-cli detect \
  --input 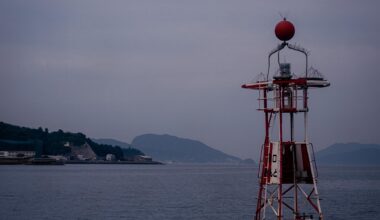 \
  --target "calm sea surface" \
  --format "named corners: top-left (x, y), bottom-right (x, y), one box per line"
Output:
top-left (0, 164), bottom-right (379, 220)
